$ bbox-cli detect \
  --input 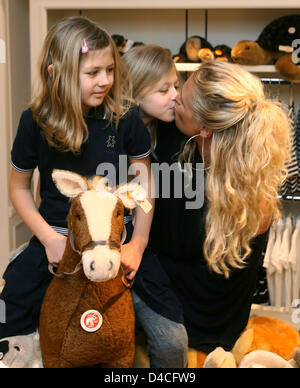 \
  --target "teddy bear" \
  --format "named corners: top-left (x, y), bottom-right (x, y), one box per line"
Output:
top-left (173, 35), bottom-right (214, 63)
top-left (188, 316), bottom-right (300, 368)
top-left (231, 15), bottom-right (300, 82)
